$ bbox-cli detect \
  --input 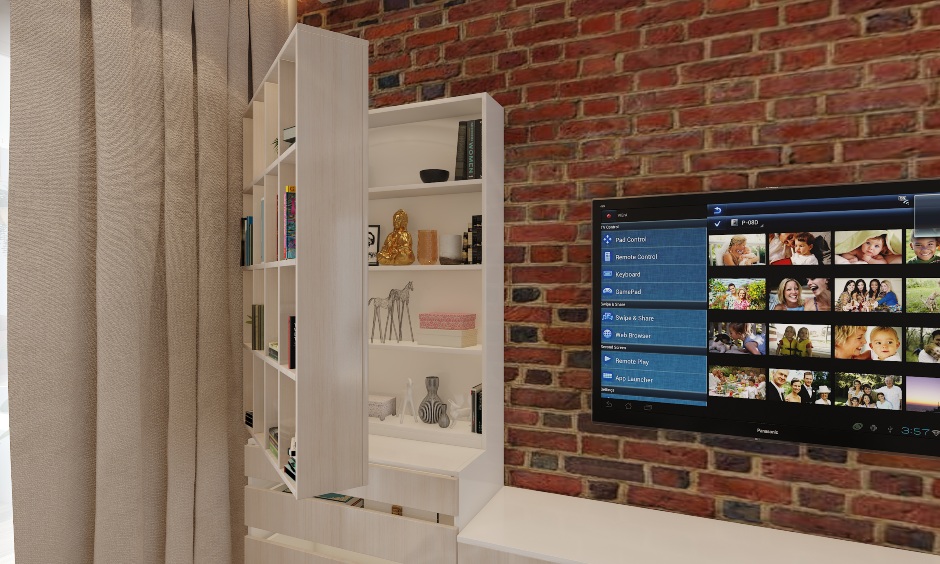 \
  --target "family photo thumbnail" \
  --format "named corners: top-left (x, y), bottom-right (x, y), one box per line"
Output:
top-left (709, 234), bottom-right (766, 266)
top-left (906, 279), bottom-right (940, 313)
top-left (768, 277), bottom-right (832, 311)
top-left (708, 366), bottom-right (764, 399)
top-left (768, 232), bottom-right (832, 265)
top-left (835, 278), bottom-right (902, 313)
top-left (765, 369), bottom-right (831, 404)
top-left (905, 327), bottom-right (940, 363)
top-left (834, 229), bottom-right (904, 264)
top-left (708, 278), bottom-right (766, 311)
top-left (834, 325), bottom-right (903, 361)
top-left (708, 322), bottom-right (767, 355)
top-left (835, 373), bottom-right (903, 410)
top-left (768, 324), bottom-right (831, 358)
